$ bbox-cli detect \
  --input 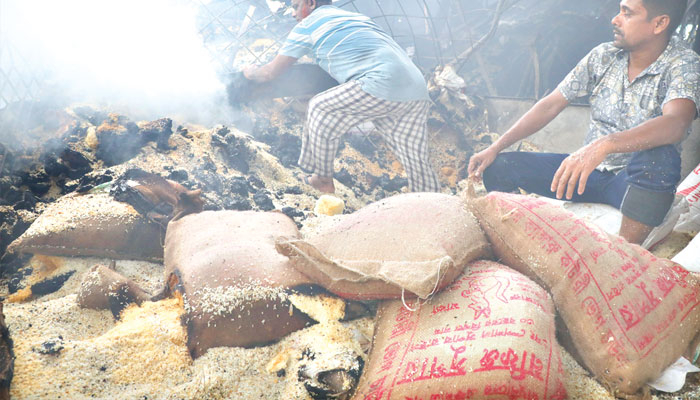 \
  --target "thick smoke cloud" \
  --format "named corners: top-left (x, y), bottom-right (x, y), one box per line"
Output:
top-left (1, 0), bottom-right (235, 125)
